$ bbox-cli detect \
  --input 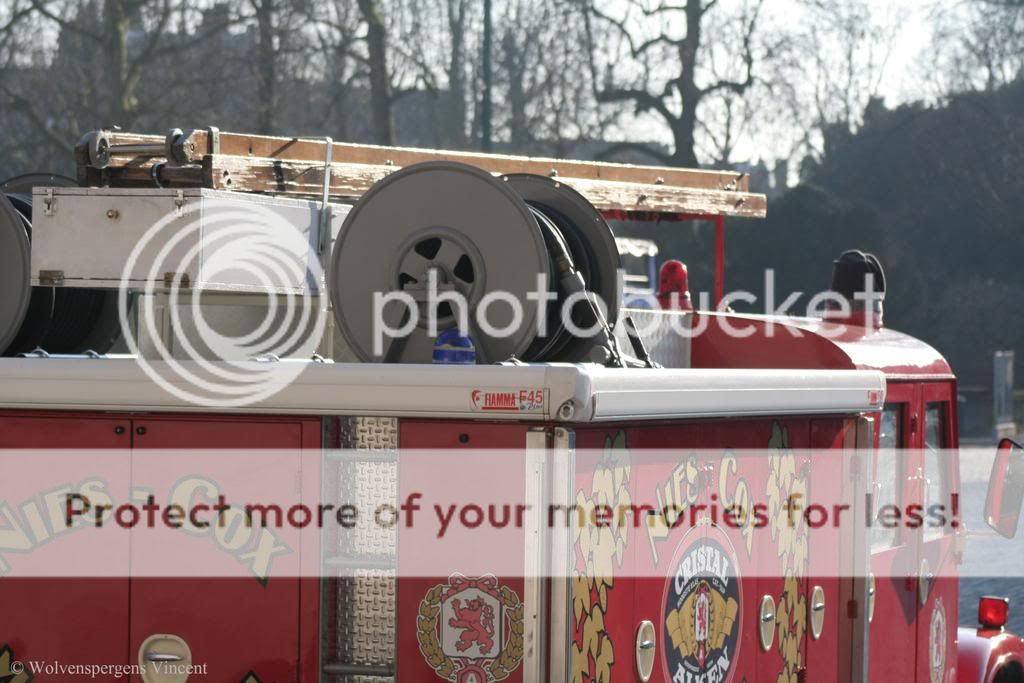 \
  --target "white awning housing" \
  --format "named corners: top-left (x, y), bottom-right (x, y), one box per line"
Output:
top-left (0, 359), bottom-right (885, 422)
